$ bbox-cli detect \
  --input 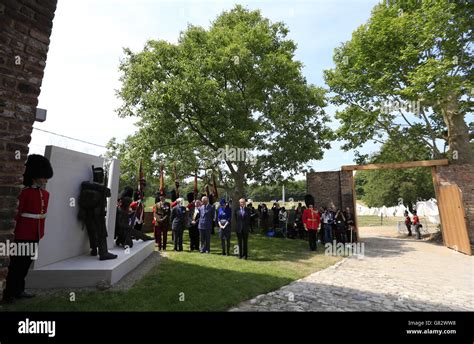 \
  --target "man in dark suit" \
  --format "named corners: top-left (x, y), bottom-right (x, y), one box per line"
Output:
top-left (234, 198), bottom-right (250, 259)
top-left (170, 198), bottom-right (186, 251)
top-left (198, 196), bottom-right (214, 253)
